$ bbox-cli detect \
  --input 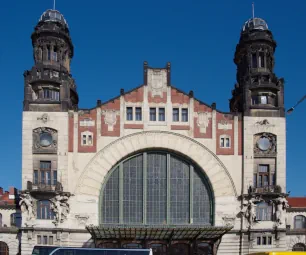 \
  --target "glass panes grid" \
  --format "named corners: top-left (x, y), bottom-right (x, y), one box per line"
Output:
top-left (101, 151), bottom-right (213, 225)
